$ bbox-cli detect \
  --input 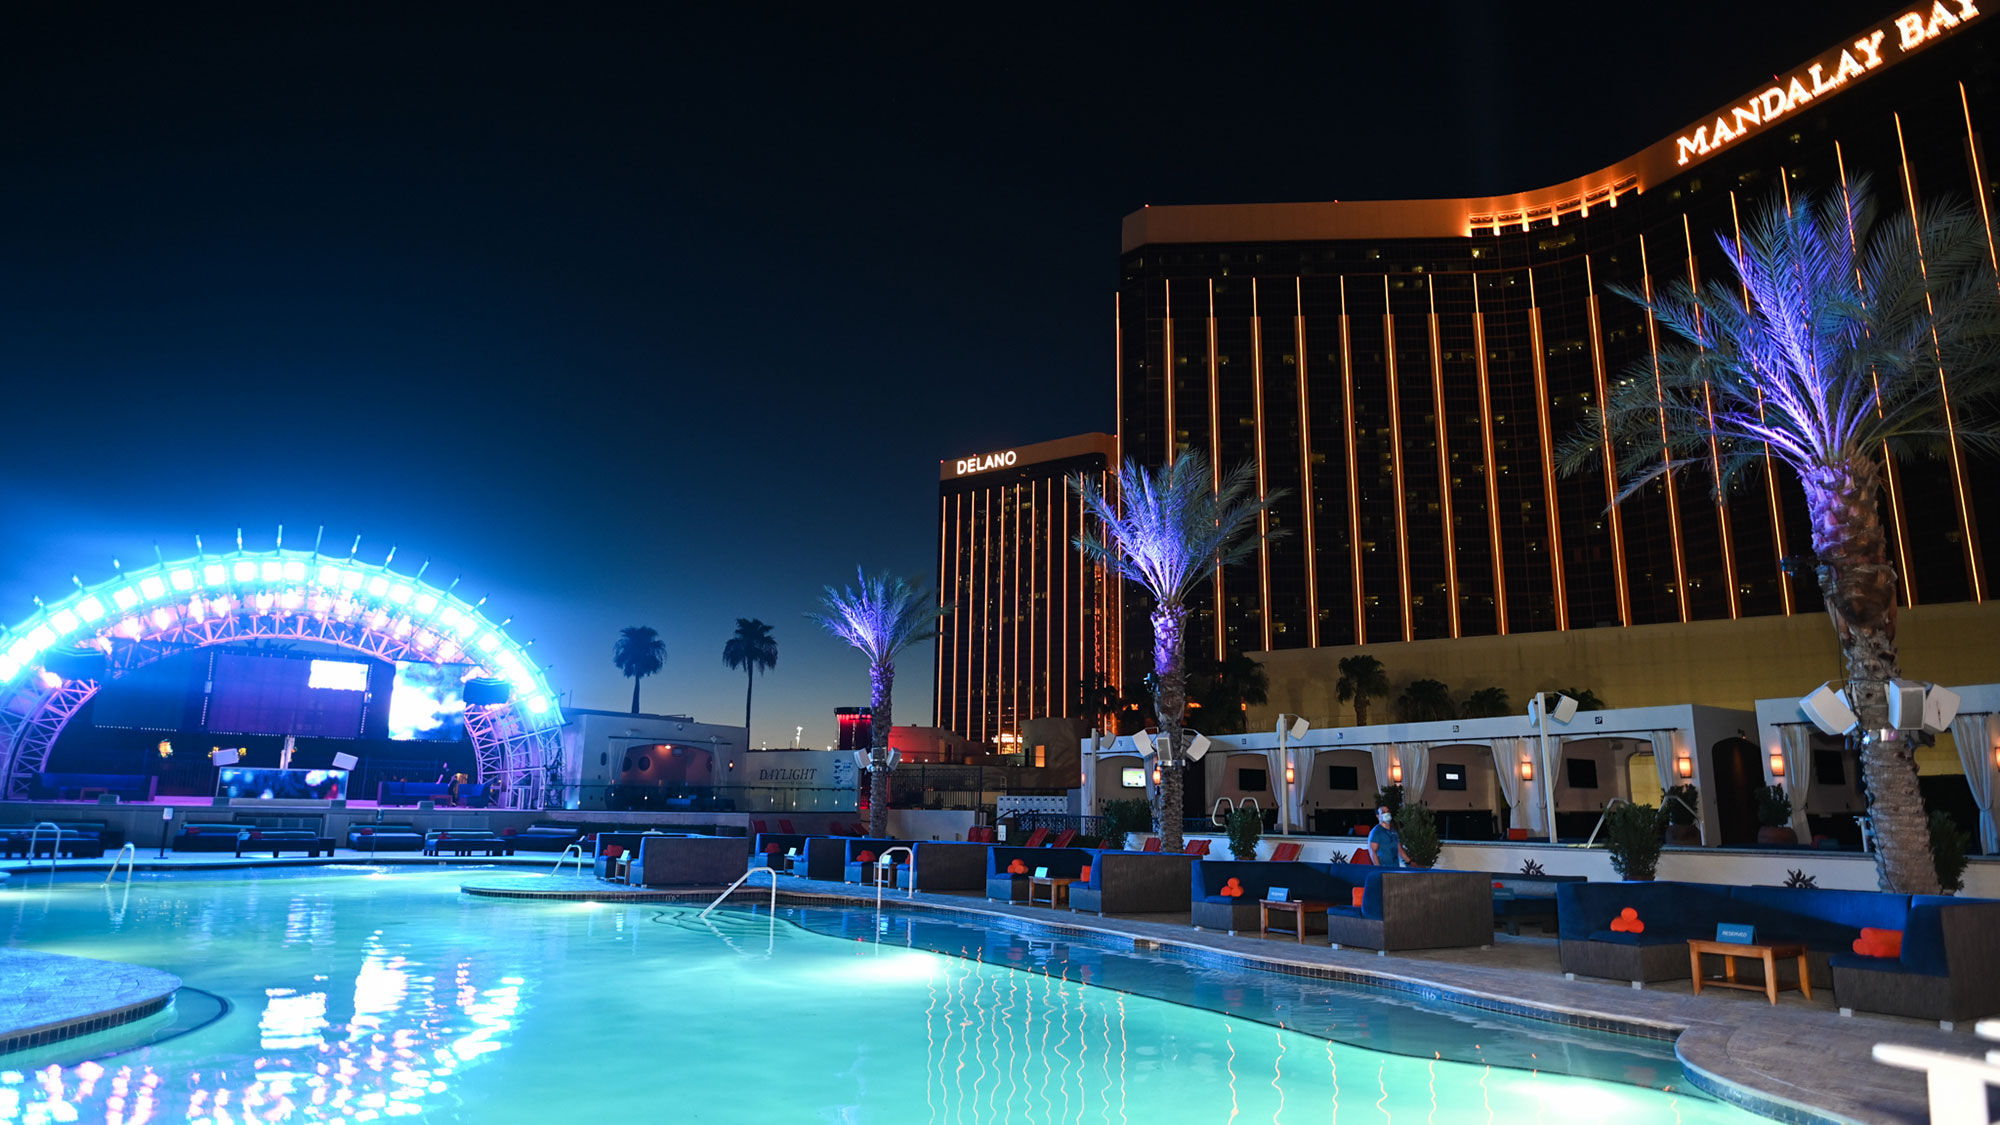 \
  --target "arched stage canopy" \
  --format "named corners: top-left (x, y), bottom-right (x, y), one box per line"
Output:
top-left (0, 545), bottom-right (564, 807)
